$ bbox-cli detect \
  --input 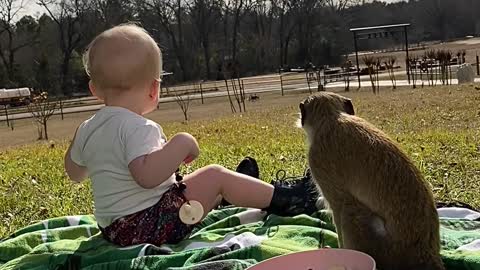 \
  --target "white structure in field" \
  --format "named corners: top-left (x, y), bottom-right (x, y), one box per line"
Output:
top-left (457, 64), bottom-right (475, 84)
top-left (0, 87), bottom-right (32, 106)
